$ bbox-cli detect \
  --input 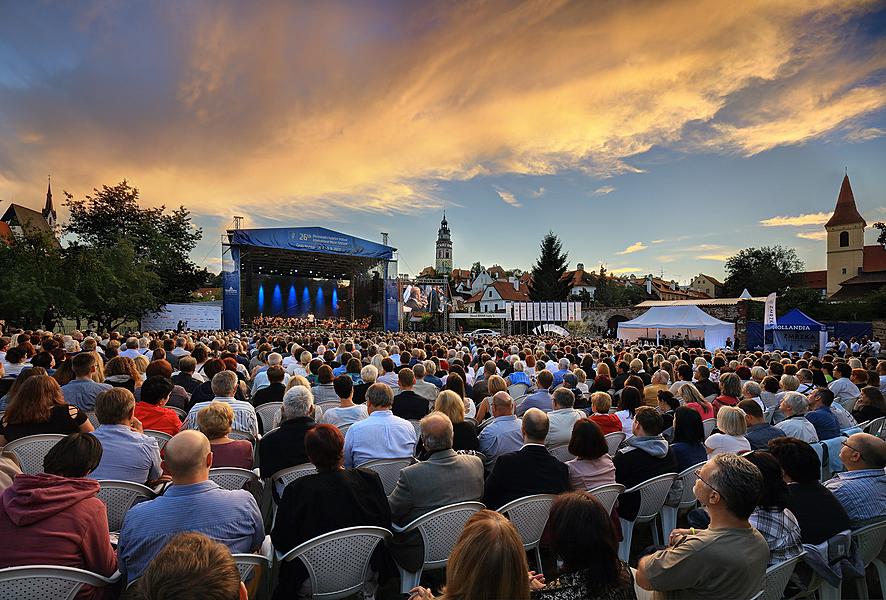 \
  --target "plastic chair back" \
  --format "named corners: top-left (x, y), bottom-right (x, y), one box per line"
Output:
top-left (762, 551), bottom-right (806, 600)
top-left (0, 565), bottom-right (120, 600)
top-left (272, 463), bottom-right (318, 498)
top-left (4, 434), bottom-right (66, 474)
top-left (96, 480), bottom-right (156, 532)
top-left (208, 467), bottom-right (258, 491)
top-left (702, 418), bottom-right (716, 438)
top-left (548, 444), bottom-right (575, 462)
top-left (142, 430), bottom-right (172, 450)
top-left (497, 494), bottom-right (556, 551)
top-left (626, 473), bottom-right (678, 521)
top-left (357, 457), bottom-right (414, 495)
top-left (254, 402), bottom-right (283, 432)
top-left (604, 432), bottom-right (625, 457)
top-left (587, 483), bottom-right (625, 514)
